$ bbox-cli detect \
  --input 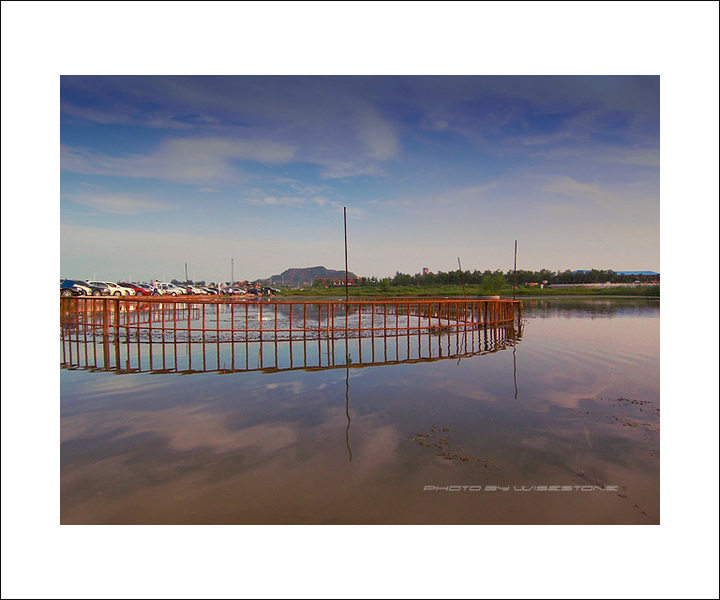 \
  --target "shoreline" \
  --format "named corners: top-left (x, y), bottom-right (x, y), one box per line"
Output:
top-left (276, 285), bottom-right (660, 299)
